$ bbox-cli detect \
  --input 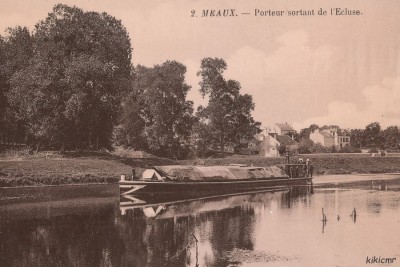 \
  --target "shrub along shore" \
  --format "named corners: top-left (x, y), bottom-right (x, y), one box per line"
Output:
top-left (1, 152), bottom-right (400, 187)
